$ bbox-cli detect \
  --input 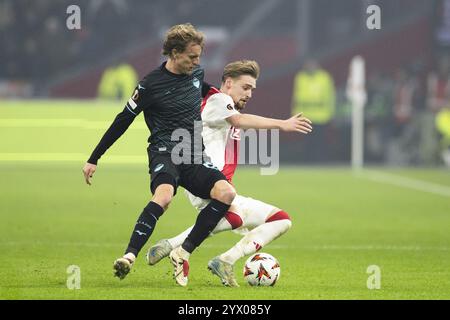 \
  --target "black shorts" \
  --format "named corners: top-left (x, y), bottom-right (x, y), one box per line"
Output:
top-left (148, 151), bottom-right (227, 199)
